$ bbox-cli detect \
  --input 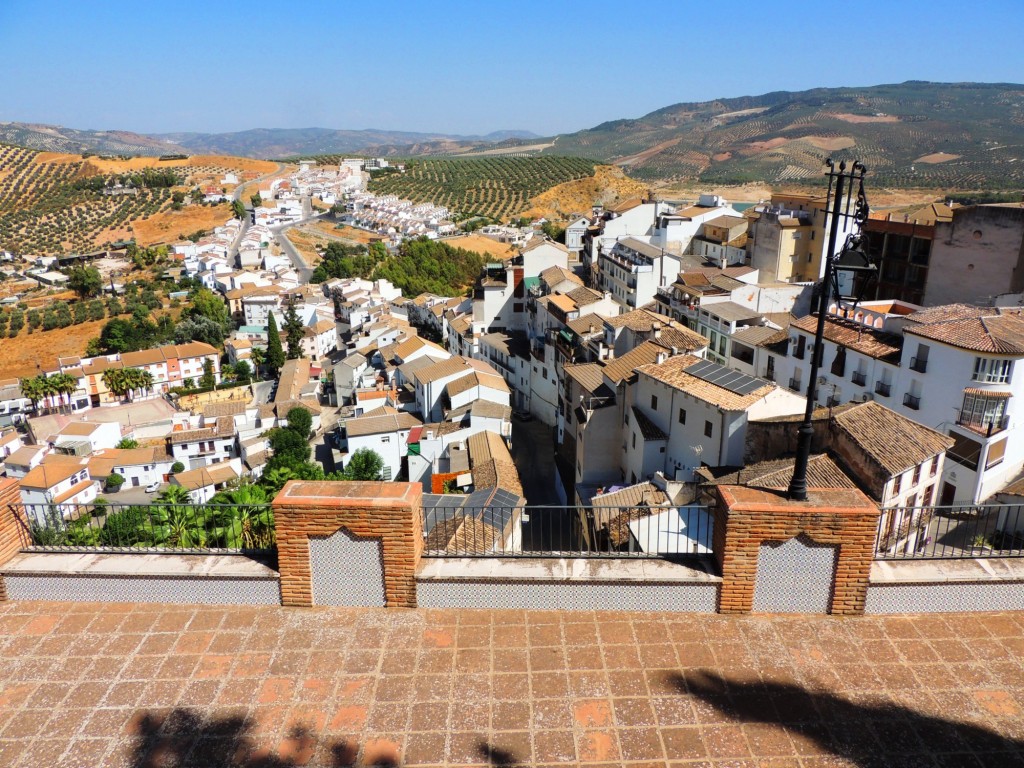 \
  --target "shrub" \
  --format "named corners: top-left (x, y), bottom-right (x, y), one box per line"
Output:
top-left (106, 473), bottom-right (125, 492)
top-left (98, 505), bottom-right (150, 547)
top-left (171, 461), bottom-right (185, 474)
